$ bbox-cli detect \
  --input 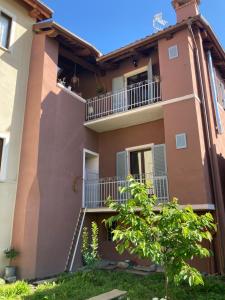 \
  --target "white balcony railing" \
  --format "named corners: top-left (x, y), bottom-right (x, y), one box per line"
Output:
top-left (84, 173), bottom-right (169, 208)
top-left (85, 80), bottom-right (161, 121)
